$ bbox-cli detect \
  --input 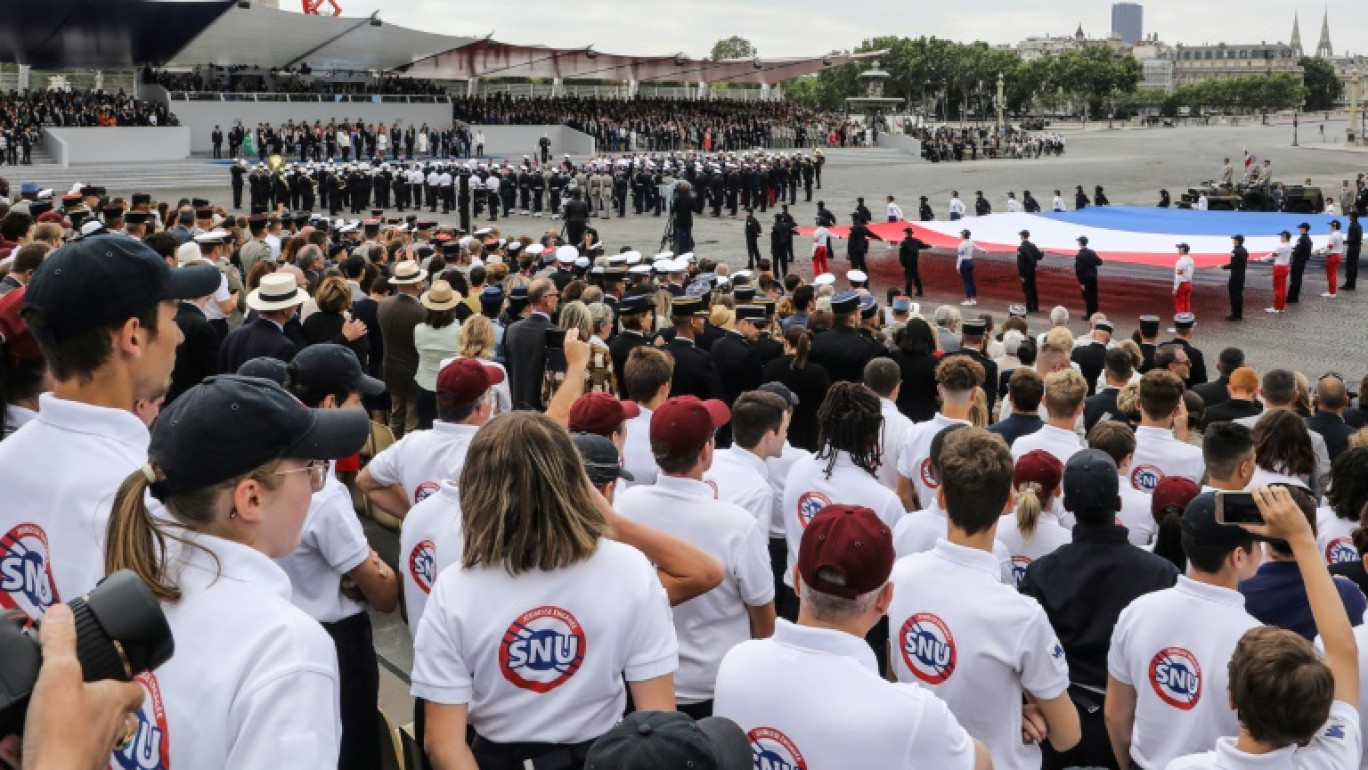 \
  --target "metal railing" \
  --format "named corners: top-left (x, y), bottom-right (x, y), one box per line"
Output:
top-left (167, 92), bottom-right (452, 104)
top-left (470, 82), bottom-right (775, 101)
